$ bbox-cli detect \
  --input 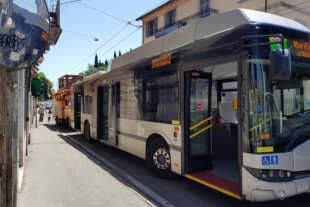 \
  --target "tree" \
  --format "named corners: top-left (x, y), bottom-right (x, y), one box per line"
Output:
top-left (105, 59), bottom-right (108, 66)
top-left (114, 51), bottom-right (117, 58)
top-left (98, 60), bottom-right (103, 67)
top-left (37, 72), bottom-right (52, 100)
top-left (81, 64), bottom-right (108, 76)
top-left (118, 50), bottom-right (121, 56)
top-left (94, 54), bottom-right (99, 68)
